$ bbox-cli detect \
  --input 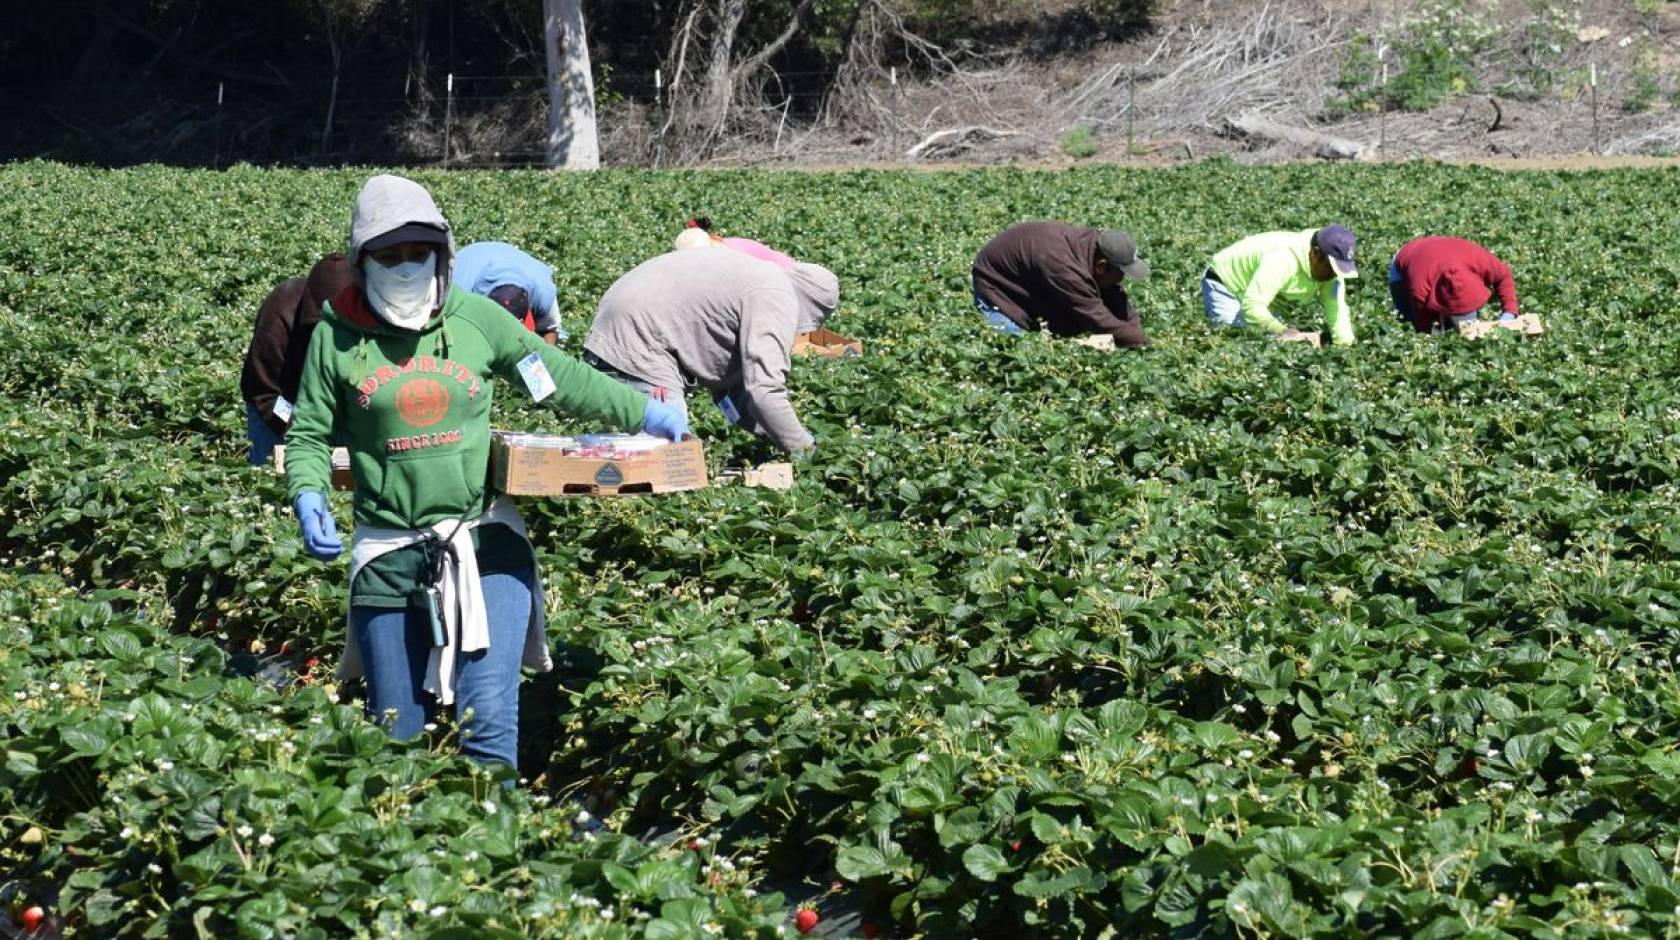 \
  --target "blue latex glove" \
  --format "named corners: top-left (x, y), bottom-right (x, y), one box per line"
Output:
top-left (642, 398), bottom-right (690, 441)
top-left (1499, 312), bottom-right (1518, 321)
top-left (293, 492), bottom-right (343, 561)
